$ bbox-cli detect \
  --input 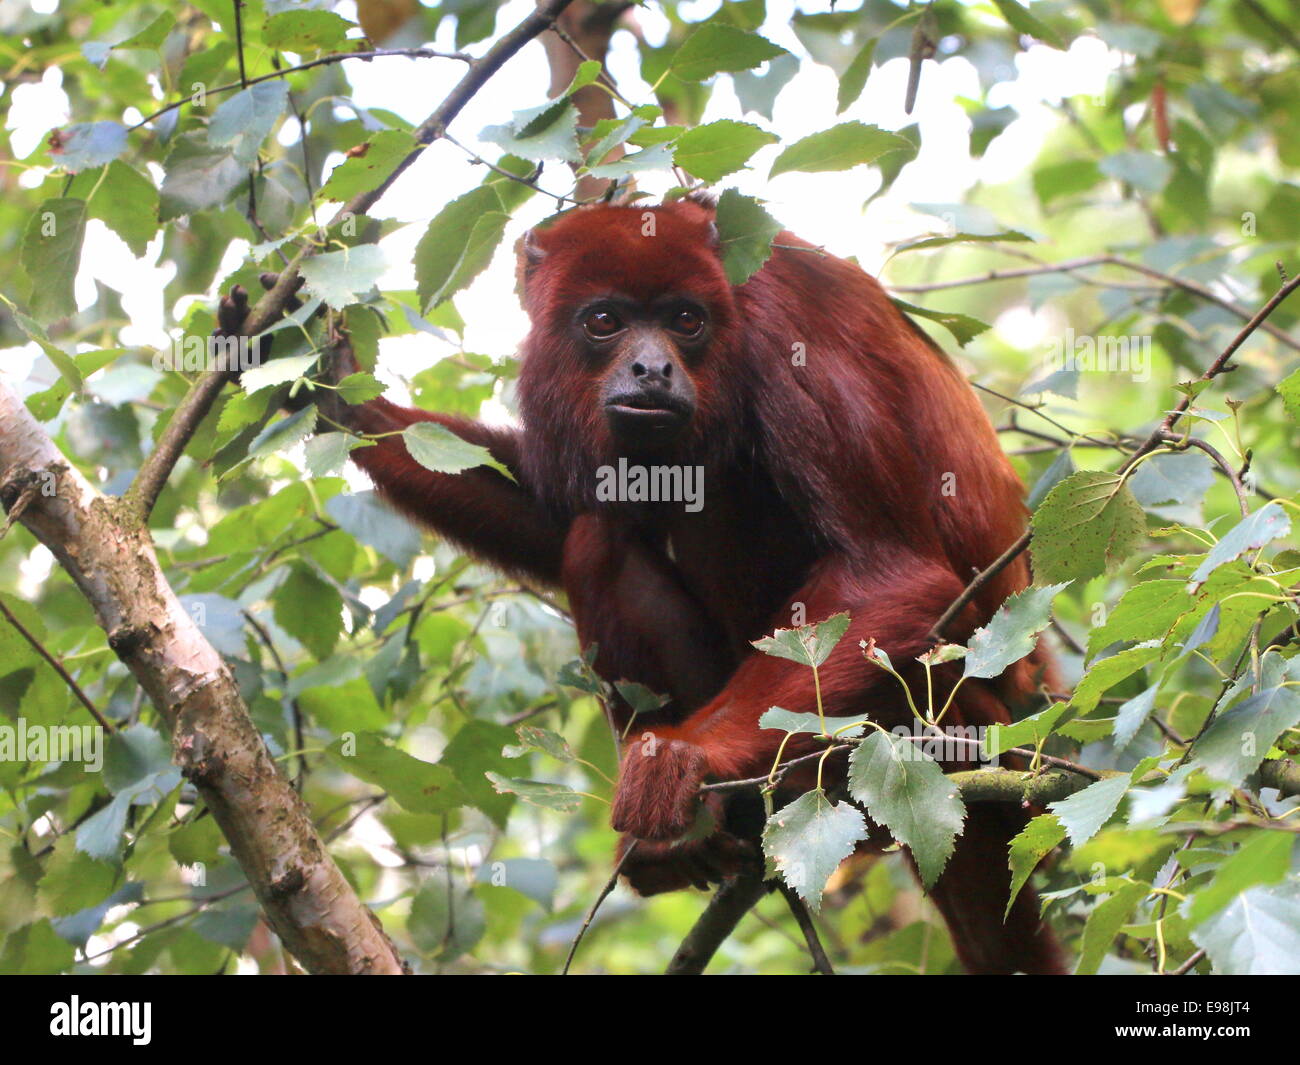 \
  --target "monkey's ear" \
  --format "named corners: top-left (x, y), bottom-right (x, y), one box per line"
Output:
top-left (515, 228), bottom-right (547, 297)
